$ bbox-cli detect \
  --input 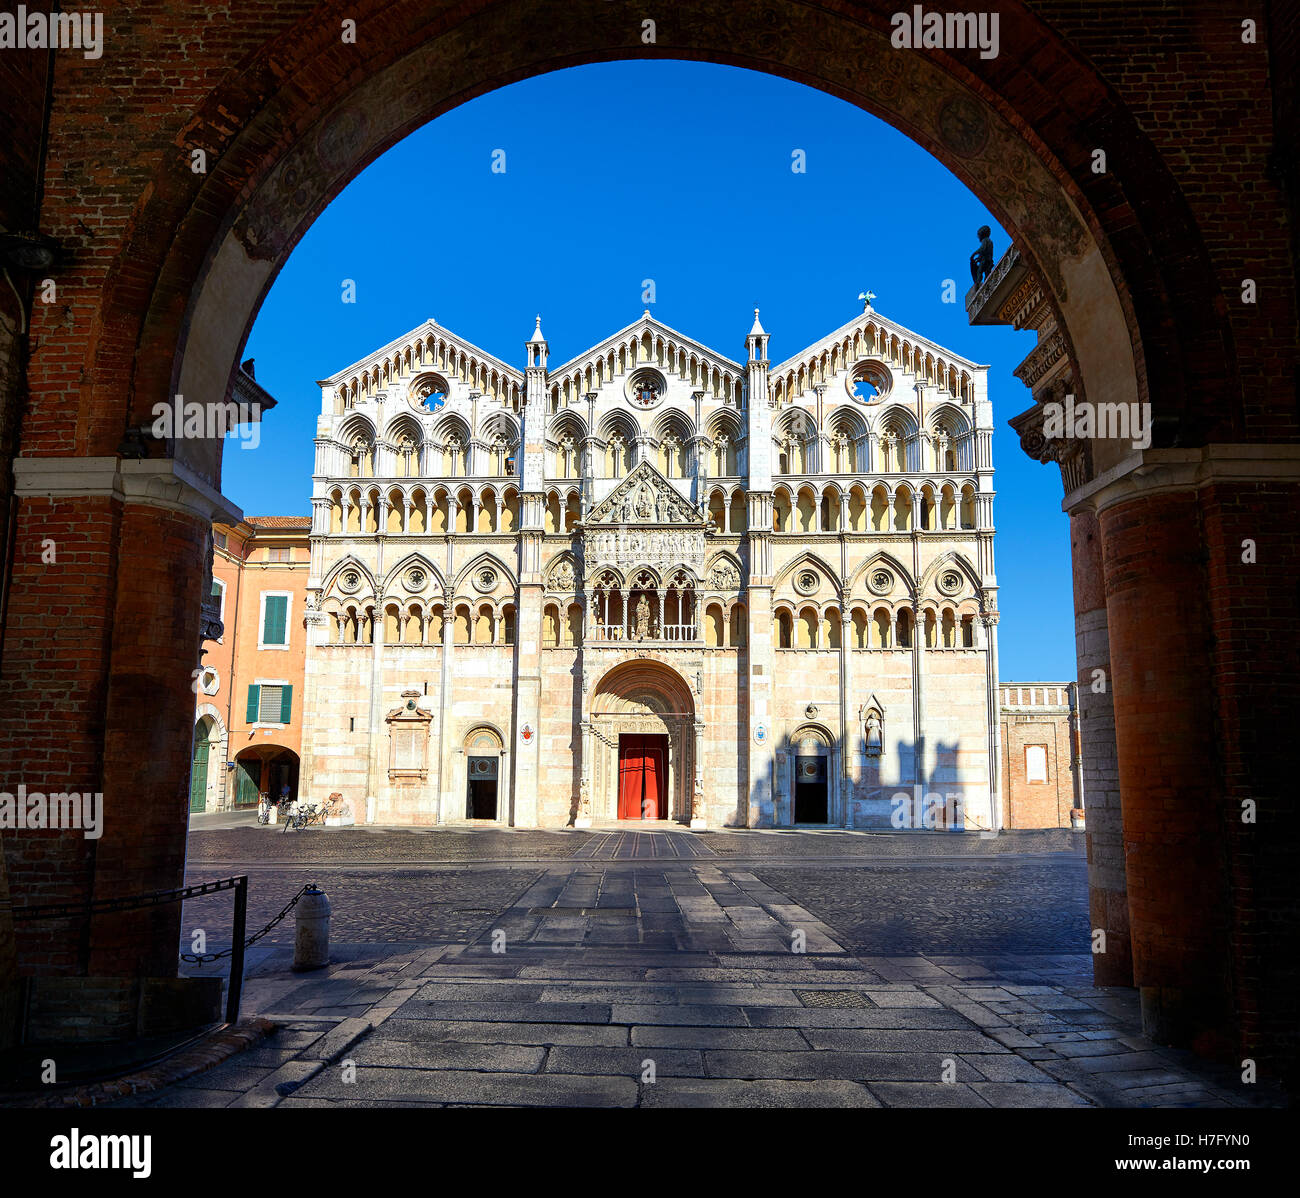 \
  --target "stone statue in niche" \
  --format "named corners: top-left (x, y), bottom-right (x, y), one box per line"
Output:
top-left (969, 225), bottom-right (994, 285)
top-left (656, 492), bottom-right (670, 523)
top-left (865, 710), bottom-right (883, 757)
top-left (635, 484), bottom-right (653, 520)
top-left (635, 595), bottom-right (650, 639)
